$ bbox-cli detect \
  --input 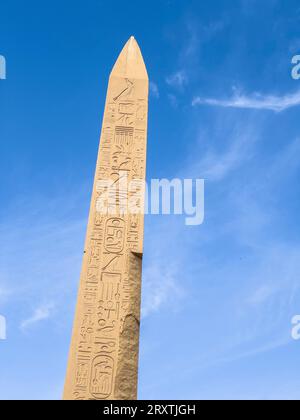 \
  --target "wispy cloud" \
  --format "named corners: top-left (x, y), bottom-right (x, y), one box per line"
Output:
top-left (166, 70), bottom-right (188, 89)
top-left (20, 302), bottom-right (55, 332)
top-left (167, 93), bottom-right (178, 108)
top-left (207, 334), bottom-right (292, 372)
top-left (180, 18), bottom-right (226, 62)
top-left (167, 110), bottom-right (300, 373)
top-left (0, 185), bottom-right (88, 337)
top-left (195, 142), bottom-right (247, 181)
top-left (149, 81), bottom-right (159, 98)
top-left (188, 122), bottom-right (258, 181)
top-left (247, 284), bottom-right (276, 306)
top-left (142, 265), bottom-right (184, 318)
top-left (192, 89), bottom-right (300, 112)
